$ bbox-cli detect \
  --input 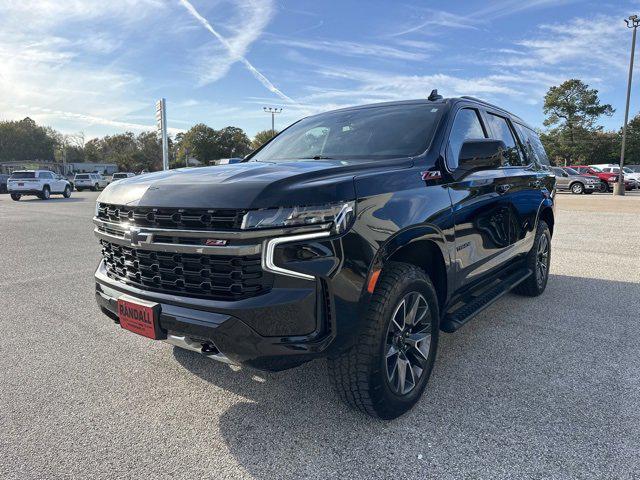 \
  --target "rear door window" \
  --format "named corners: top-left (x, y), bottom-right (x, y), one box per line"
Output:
top-left (485, 113), bottom-right (524, 167)
top-left (447, 108), bottom-right (487, 169)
